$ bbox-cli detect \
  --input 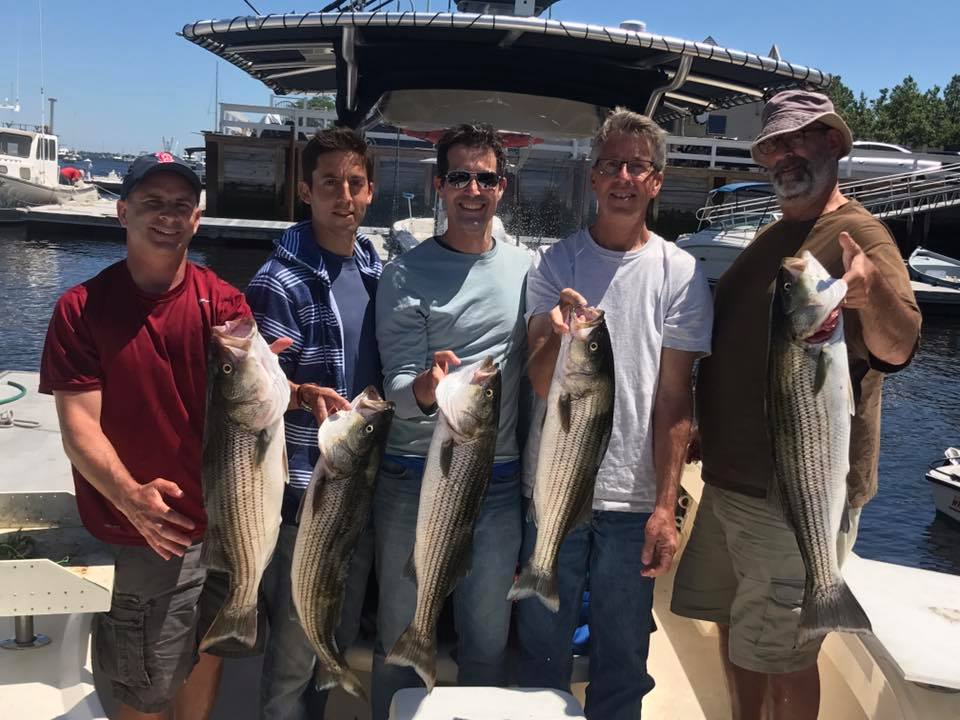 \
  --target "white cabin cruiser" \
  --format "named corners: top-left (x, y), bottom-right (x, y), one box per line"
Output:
top-left (0, 126), bottom-right (97, 208)
top-left (926, 447), bottom-right (960, 524)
